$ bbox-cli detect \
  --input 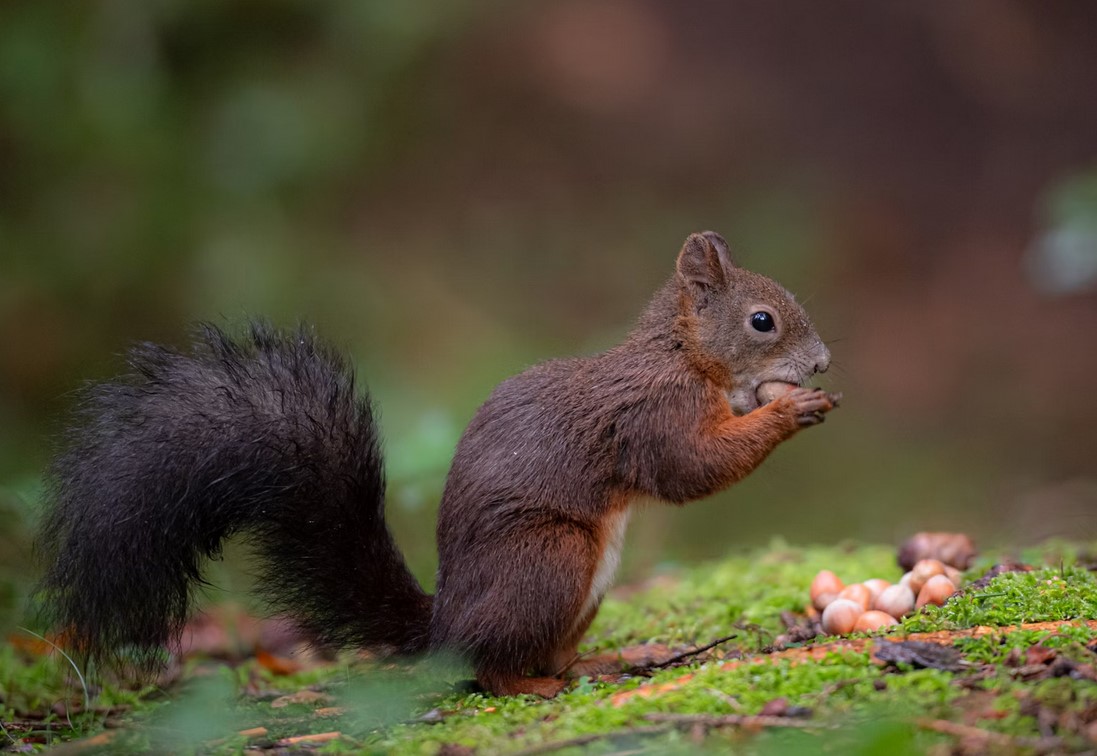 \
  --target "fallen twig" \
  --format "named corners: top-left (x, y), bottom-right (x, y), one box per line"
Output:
top-left (915, 718), bottom-right (1062, 753)
top-left (275, 730), bottom-right (343, 746)
top-left (42, 731), bottom-right (117, 754)
top-left (510, 725), bottom-right (671, 755)
top-left (645, 633), bottom-right (739, 670)
top-left (237, 726), bottom-right (268, 739)
top-left (804, 677), bottom-right (858, 704)
top-left (553, 648), bottom-right (599, 676)
top-left (644, 712), bottom-right (826, 730)
top-left (705, 687), bottom-right (745, 711)
top-left (204, 725), bottom-right (270, 748)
